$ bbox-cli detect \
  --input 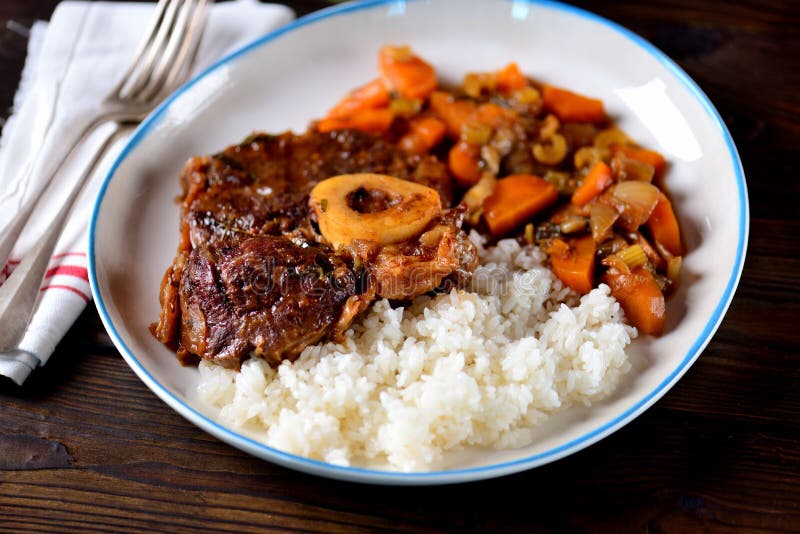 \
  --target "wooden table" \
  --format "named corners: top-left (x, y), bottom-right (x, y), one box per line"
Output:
top-left (2, 1), bottom-right (798, 531)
